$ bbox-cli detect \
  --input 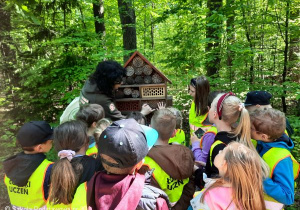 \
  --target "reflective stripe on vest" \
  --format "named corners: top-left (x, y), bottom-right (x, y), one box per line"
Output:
top-left (169, 129), bottom-right (185, 145)
top-left (86, 145), bottom-right (98, 157)
top-left (144, 156), bottom-right (189, 206)
top-left (262, 147), bottom-right (300, 180)
top-left (189, 101), bottom-right (211, 131)
top-left (4, 159), bottom-right (52, 209)
top-left (264, 193), bottom-right (284, 210)
top-left (200, 126), bottom-right (218, 149)
top-left (209, 140), bottom-right (226, 167)
top-left (47, 182), bottom-right (87, 209)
